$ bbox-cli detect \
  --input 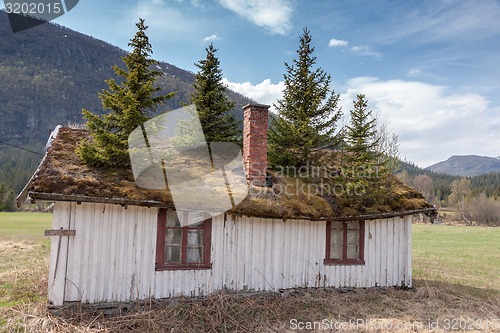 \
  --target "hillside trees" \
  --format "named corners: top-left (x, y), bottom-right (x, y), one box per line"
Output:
top-left (77, 19), bottom-right (175, 167)
top-left (0, 182), bottom-right (15, 212)
top-left (268, 28), bottom-right (342, 168)
top-left (448, 177), bottom-right (500, 225)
